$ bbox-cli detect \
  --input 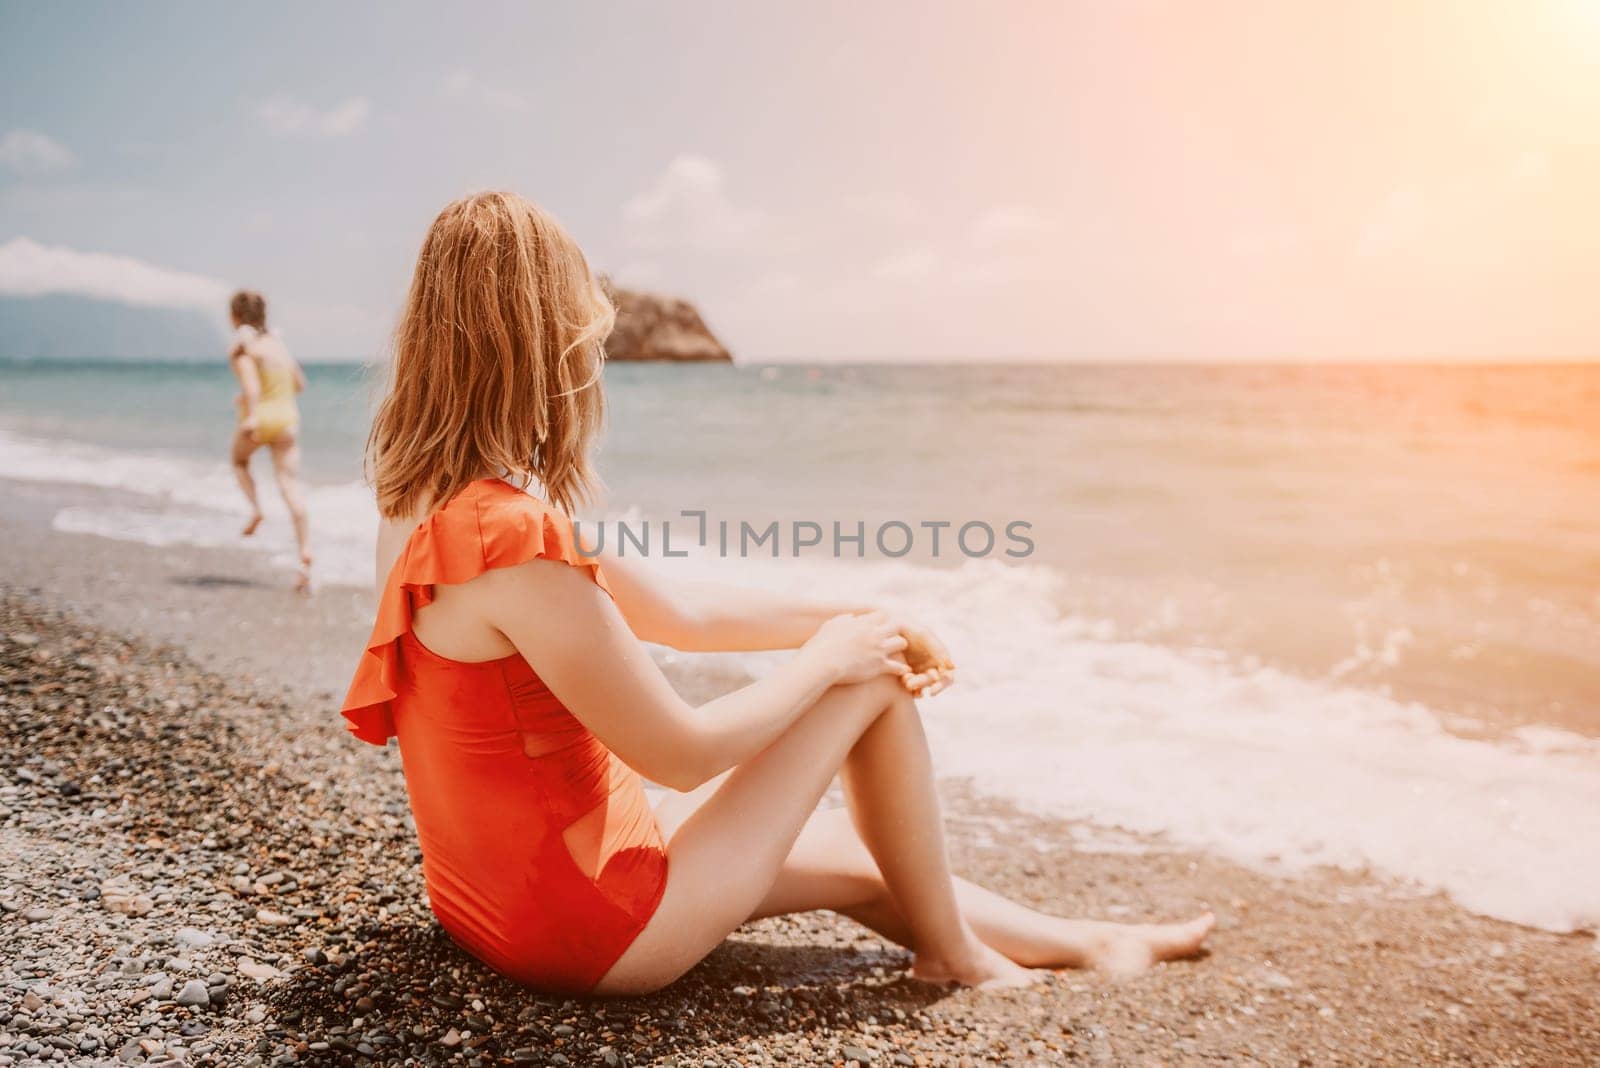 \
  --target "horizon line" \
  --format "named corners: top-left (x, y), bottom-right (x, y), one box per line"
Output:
top-left (3, 354), bottom-right (1599, 369)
